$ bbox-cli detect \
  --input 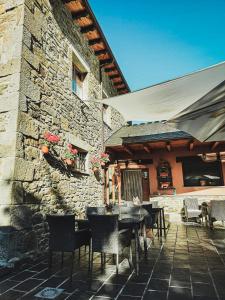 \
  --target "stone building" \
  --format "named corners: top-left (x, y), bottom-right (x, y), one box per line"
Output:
top-left (0, 0), bottom-right (129, 265)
